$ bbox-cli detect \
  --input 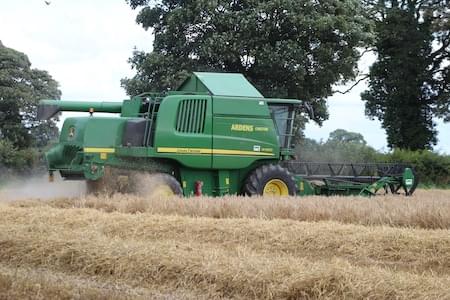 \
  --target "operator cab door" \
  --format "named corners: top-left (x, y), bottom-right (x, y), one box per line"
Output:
top-left (268, 103), bottom-right (296, 151)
